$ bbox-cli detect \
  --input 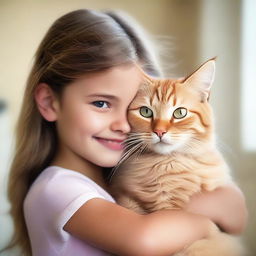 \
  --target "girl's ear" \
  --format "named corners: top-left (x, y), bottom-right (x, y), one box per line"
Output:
top-left (183, 58), bottom-right (216, 102)
top-left (34, 83), bottom-right (59, 122)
